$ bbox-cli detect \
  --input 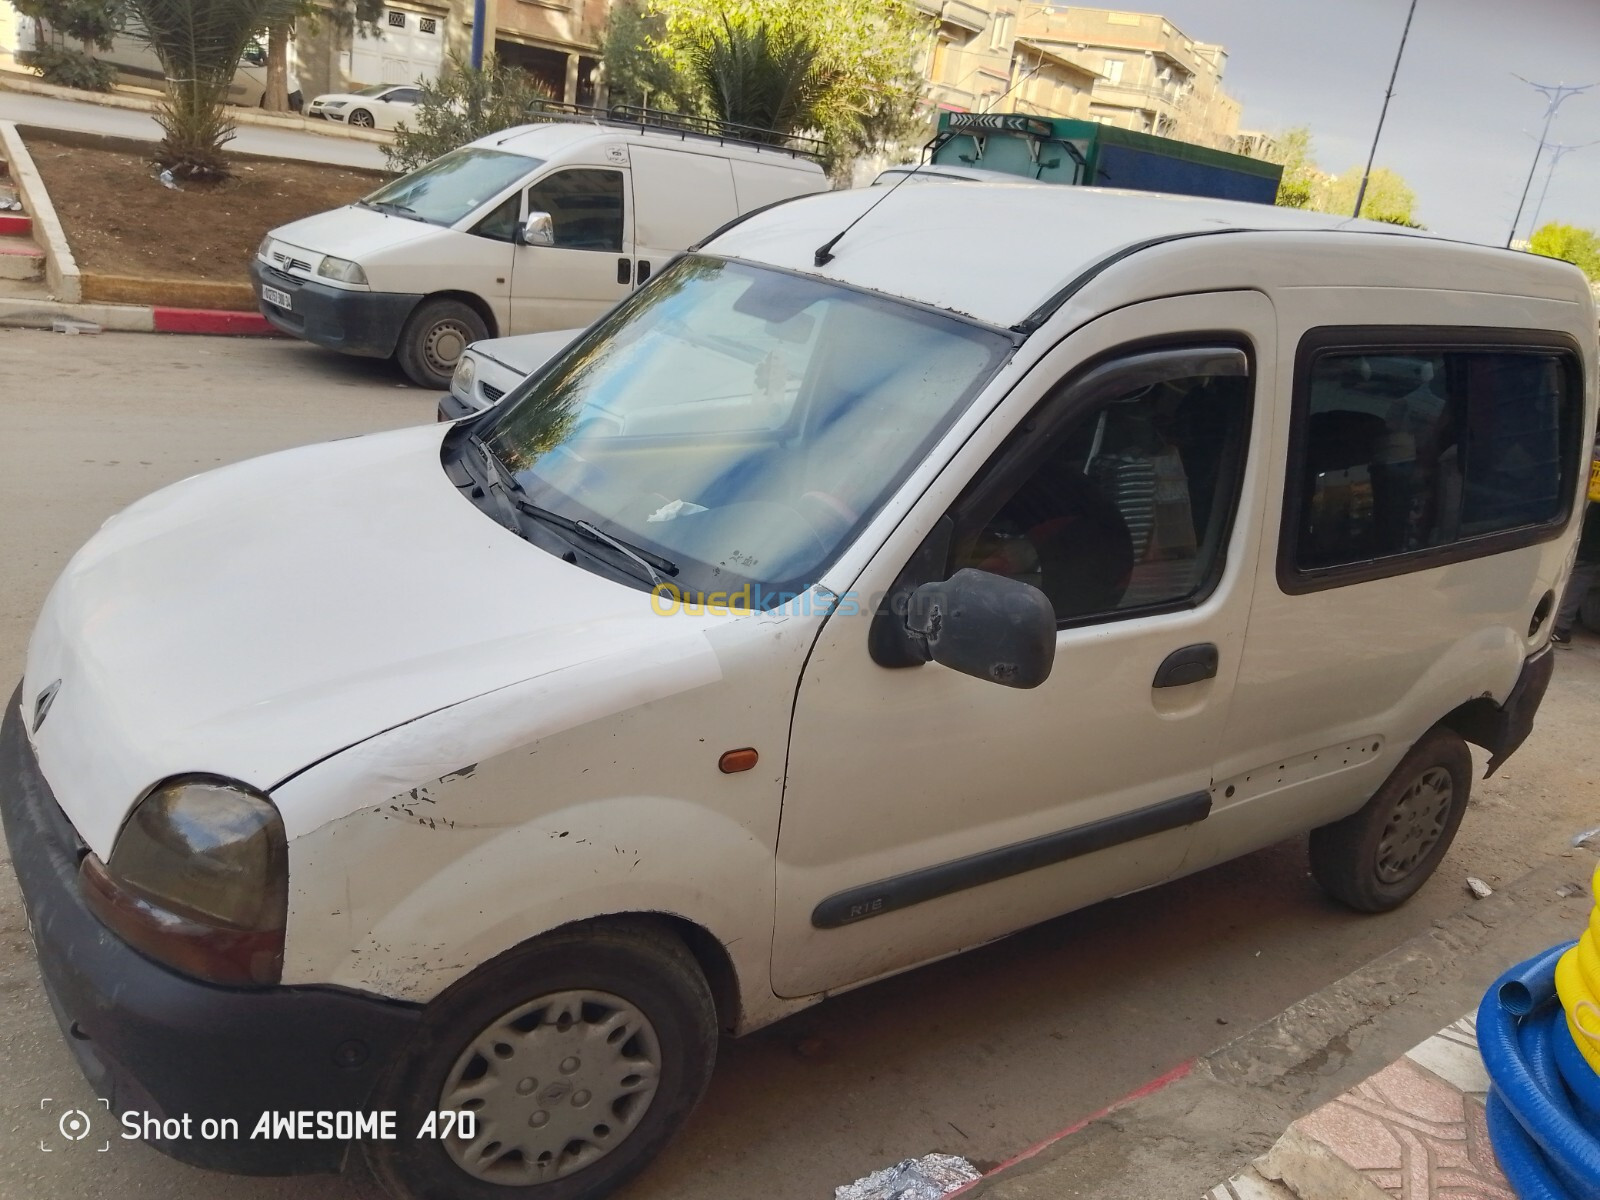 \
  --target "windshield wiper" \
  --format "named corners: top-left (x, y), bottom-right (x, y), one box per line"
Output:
top-left (361, 200), bottom-right (424, 221)
top-left (467, 434), bottom-right (524, 533)
top-left (513, 501), bottom-right (678, 586)
top-left (463, 435), bottom-right (679, 587)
